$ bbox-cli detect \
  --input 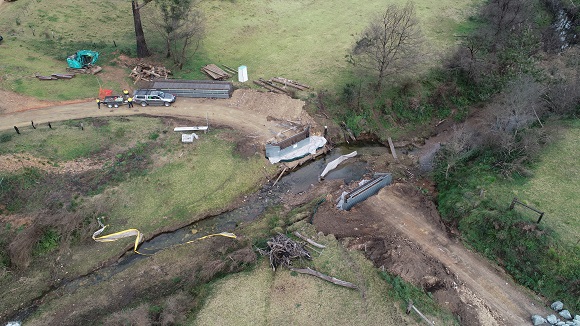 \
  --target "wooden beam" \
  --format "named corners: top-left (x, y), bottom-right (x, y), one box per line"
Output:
top-left (387, 137), bottom-right (398, 160)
